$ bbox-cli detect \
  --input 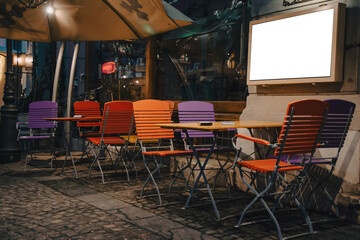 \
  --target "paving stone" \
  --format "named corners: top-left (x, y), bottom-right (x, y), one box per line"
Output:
top-left (134, 216), bottom-right (184, 238)
top-left (77, 193), bottom-right (131, 210)
top-left (117, 206), bottom-right (156, 220)
top-left (2, 155), bottom-right (360, 240)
